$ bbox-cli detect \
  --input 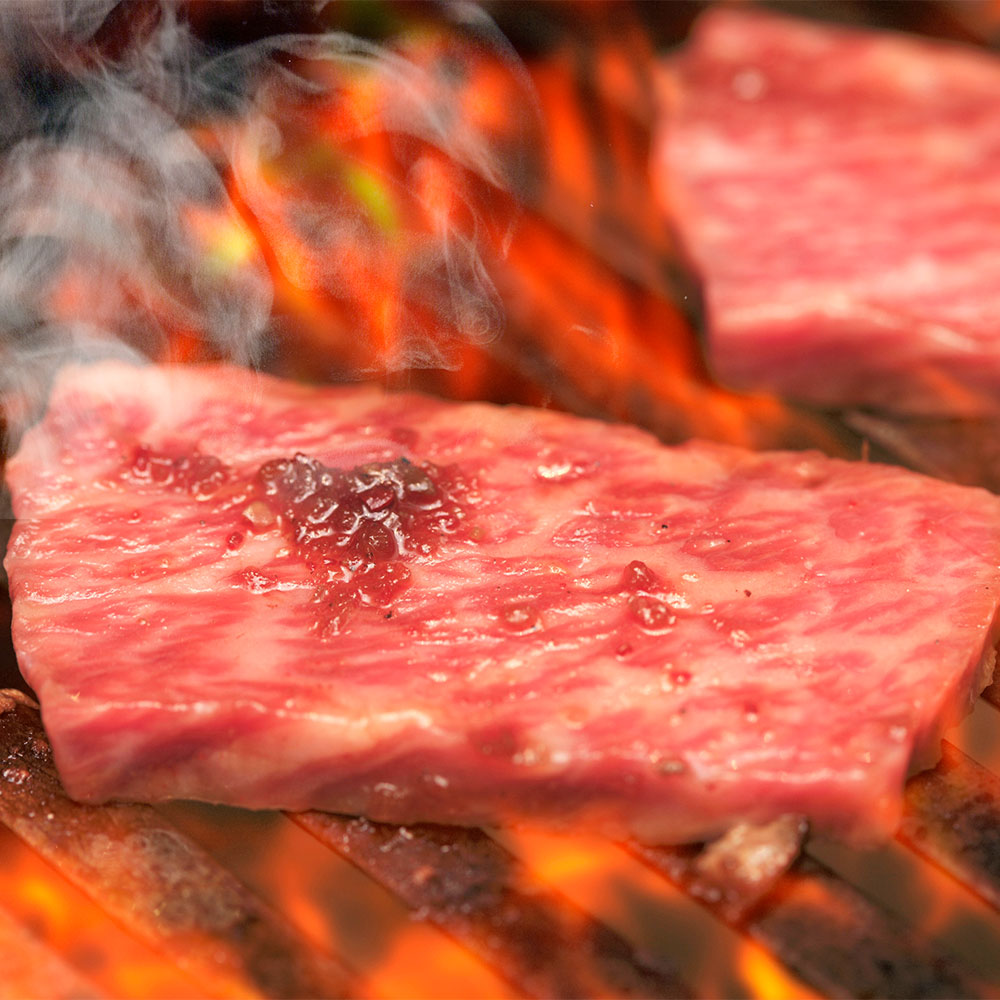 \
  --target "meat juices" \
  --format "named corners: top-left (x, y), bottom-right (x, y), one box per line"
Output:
top-left (656, 8), bottom-right (1000, 416)
top-left (6, 361), bottom-right (1000, 843)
